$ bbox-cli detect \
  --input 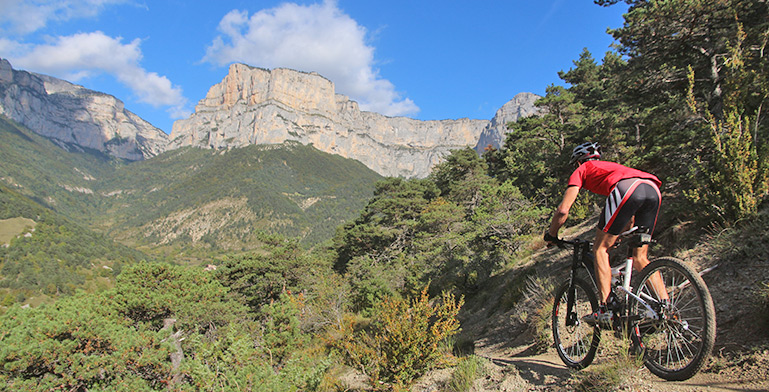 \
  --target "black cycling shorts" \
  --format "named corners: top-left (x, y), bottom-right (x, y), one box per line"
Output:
top-left (599, 178), bottom-right (661, 236)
